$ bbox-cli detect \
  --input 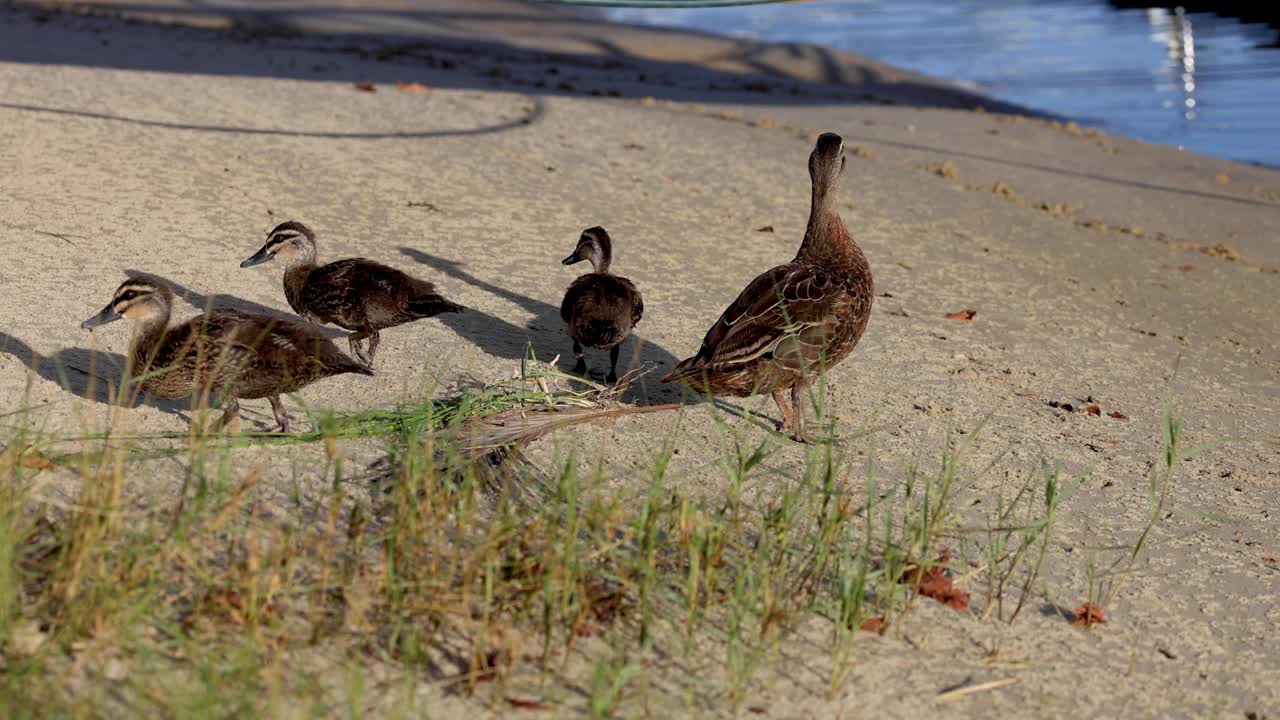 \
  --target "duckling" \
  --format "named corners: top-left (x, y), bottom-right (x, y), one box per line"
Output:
top-left (240, 221), bottom-right (464, 366)
top-left (559, 227), bottom-right (644, 384)
top-left (661, 133), bottom-right (873, 441)
top-left (81, 276), bottom-right (373, 432)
